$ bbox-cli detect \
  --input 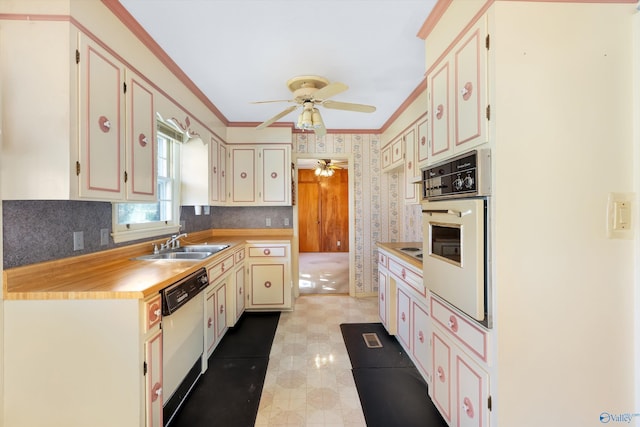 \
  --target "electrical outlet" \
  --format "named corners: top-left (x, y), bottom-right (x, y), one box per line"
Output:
top-left (266, 217), bottom-right (271, 227)
top-left (100, 228), bottom-right (109, 246)
top-left (180, 220), bottom-right (186, 230)
top-left (284, 217), bottom-right (290, 226)
top-left (73, 231), bottom-right (84, 251)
